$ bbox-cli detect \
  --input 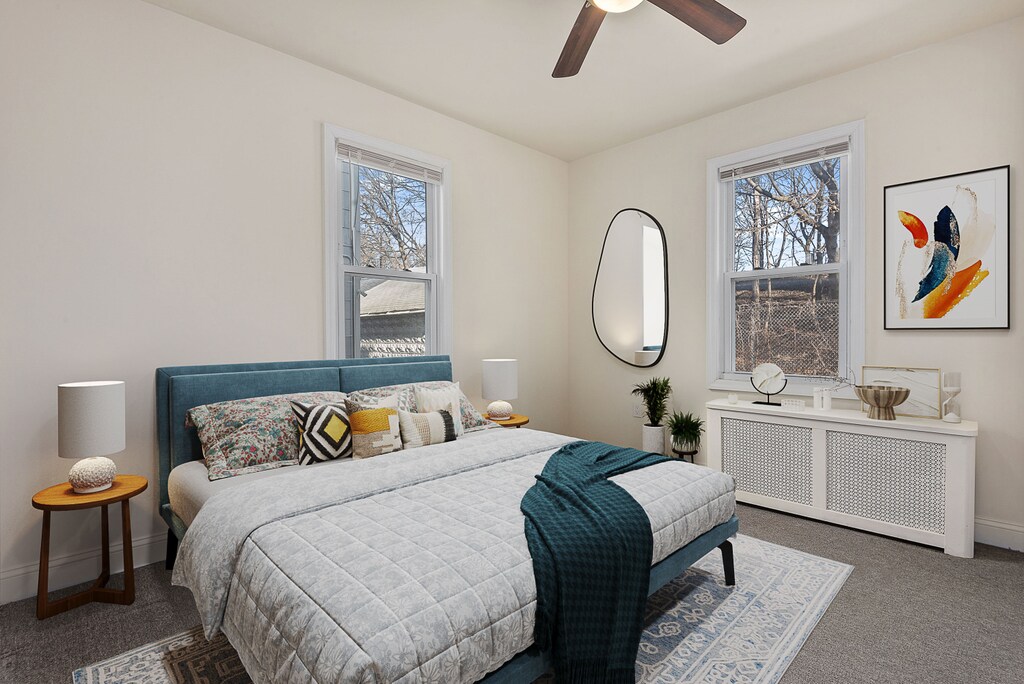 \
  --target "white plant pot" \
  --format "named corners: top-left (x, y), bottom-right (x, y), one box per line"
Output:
top-left (642, 424), bottom-right (667, 455)
top-left (672, 440), bottom-right (699, 454)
